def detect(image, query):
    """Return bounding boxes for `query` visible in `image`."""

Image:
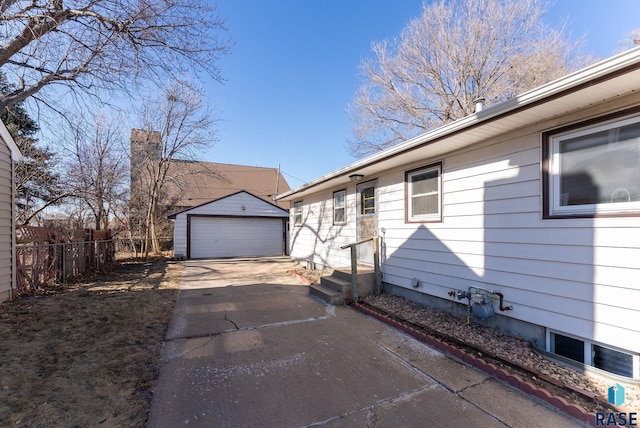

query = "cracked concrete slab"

[458,377,580,428]
[148,258,588,428]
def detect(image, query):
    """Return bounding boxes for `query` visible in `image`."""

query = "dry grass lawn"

[0,257,182,427]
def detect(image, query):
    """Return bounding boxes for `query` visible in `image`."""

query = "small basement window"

[550,333,584,363]
[549,331,637,378]
[593,344,634,378]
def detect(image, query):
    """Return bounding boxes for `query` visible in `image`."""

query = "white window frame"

[333,189,346,225]
[406,163,442,222]
[546,330,638,379]
[547,113,640,217]
[293,201,302,226]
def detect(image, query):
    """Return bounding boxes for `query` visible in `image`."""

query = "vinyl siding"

[291,95,640,354]
[289,188,357,268]
[0,139,12,301]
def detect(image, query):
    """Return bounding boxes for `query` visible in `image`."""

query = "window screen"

[406,164,441,221]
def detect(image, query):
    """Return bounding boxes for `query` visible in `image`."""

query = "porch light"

[349,174,364,182]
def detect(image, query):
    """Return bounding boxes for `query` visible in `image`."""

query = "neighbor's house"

[277,47,640,380]
[129,129,292,259]
[0,120,22,302]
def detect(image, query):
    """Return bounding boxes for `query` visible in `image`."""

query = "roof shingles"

[163,161,291,210]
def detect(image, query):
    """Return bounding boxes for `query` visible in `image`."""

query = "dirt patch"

[0,257,182,427]
[288,268,325,285]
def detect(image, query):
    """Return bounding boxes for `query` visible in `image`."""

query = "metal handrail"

[340,236,377,250]
[340,235,381,301]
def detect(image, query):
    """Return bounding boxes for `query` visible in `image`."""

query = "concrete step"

[331,266,374,282]
[309,284,344,305]
[315,267,378,304]
[320,275,351,294]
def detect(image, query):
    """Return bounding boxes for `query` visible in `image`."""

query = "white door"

[190,217,284,259]
[356,181,377,264]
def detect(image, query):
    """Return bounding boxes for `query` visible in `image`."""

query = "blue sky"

[204,0,639,188]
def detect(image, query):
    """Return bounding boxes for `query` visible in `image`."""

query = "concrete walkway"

[147,257,588,427]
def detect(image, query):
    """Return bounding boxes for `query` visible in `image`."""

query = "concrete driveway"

[147,257,587,427]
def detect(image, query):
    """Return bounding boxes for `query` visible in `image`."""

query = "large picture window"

[333,190,346,225]
[545,113,640,217]
[406,163,442,222]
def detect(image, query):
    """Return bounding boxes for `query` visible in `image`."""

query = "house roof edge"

[276,46,640,201]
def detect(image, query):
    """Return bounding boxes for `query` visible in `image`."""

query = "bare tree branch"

[0,0,231,111]
[64,111,128,230]
[130,82,219,255]
[348,0,587,157]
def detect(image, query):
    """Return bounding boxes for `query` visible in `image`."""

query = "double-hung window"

[293,201,303,226]
[406,163,442,222]
[544,113,640,217]
[333,190,346,225]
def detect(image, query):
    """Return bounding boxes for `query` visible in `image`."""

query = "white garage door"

[190,217,284,259]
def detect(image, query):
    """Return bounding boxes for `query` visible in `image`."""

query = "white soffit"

[278,47,640,201]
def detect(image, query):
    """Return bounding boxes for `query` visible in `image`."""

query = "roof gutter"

[276,46,640,201]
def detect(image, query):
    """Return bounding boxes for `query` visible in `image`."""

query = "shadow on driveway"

[148,257,587,428]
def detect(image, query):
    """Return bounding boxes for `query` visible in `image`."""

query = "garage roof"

[164,161,291,209]
[167,190,289,219]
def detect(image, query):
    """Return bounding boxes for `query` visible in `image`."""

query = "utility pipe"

[468,286,513,311]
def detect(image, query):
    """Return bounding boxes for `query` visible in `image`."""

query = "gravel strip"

[363,293,639,413]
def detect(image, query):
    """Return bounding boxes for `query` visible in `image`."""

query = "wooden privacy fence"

[15,226,115,296]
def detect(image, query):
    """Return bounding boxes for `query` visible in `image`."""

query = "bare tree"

[348,0,585,156]
[130,82,218,255]
[0,0,230,111]
[65,113,128,230]
[0,71,66,224]
[620,28,640,51]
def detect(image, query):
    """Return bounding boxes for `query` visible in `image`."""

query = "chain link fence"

[15,239,115,295]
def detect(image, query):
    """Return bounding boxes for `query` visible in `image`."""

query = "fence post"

[62,242,66,284]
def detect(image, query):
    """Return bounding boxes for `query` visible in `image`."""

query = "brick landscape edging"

[352,302,596,425]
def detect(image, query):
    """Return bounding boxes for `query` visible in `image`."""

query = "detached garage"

[169,191,289,259]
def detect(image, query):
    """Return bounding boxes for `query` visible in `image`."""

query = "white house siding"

[289,187,359,269]
[291,95,640,356]
[0,140,13,302]
[172,191,288,258]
